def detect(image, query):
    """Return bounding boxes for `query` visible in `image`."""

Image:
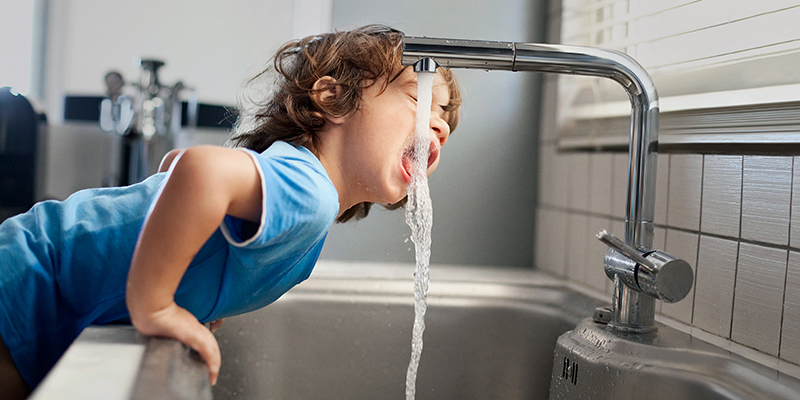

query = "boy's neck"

[312,134,357,219]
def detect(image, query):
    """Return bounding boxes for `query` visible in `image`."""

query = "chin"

[380,192,405,206]
[380,185,407,206]
[376,170,408,205]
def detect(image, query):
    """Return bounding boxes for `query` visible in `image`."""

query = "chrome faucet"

[101,59,197,186]
[401,36,693,333]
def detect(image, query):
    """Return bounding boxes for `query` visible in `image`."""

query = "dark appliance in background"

[0,87,43,222]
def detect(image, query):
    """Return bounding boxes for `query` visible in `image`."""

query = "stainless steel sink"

[212,262,601,400]
[30,261,800,399]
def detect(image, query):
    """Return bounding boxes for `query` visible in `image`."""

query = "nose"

[431,114,450,147]
[426,116,449,176]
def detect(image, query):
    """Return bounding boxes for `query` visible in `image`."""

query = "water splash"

[404,70,435,400]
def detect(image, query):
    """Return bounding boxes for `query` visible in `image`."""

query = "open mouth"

[427,142,439,170]
[401,140,440,183]
[401,147,414,183]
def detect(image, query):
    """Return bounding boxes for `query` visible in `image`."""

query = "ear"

[312,76,346,125]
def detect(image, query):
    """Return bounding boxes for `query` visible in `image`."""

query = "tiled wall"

[535,72,800,365]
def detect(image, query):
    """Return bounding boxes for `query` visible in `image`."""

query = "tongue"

[403,156,415,175]
[427,144,439,170]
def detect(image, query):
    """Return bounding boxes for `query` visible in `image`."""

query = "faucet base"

[607,321,658,334]
[608,275,658,333]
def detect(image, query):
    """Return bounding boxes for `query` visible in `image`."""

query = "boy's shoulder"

[251,141,331,186]
[221,141,338,249]
[243,141,338,217]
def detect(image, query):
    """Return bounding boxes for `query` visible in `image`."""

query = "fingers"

[181,324,221,386]
[130,303,222,386]
[208,319,225,333]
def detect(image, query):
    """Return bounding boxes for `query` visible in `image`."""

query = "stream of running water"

[404,70,434,400]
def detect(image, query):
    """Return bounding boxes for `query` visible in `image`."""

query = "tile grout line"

[561,205,570,280]
[690,155,705,327]
[729,156,747,339]
[660,153,672,317]
[663,153,671,244]
[778,156,795,358]
[562,152,574,283]
[537,212,800,254]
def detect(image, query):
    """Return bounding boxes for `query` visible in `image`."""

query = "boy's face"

[339,67,452,205]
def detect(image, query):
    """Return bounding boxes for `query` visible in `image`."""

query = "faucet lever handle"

[596,230,655,273]
[597,229,694,304]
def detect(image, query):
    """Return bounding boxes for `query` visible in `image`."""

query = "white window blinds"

[558,0,800,151]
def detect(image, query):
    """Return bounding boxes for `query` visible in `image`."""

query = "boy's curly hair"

[228,25,462,222]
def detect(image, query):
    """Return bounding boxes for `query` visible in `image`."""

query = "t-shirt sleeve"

[218,146,338,259]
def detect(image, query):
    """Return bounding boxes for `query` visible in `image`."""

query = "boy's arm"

[126,146,262,386]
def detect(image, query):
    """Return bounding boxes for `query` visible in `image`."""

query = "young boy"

[0,25,461,397]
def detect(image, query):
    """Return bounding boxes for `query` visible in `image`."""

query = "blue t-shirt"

[0,141,339,387]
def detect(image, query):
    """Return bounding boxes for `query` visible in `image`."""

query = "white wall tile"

[538,144,561,207]
[537,144,554,207]
[693,236,738,338]
[660,229,699,324]
[653,226,667,252]
[589,153,613,216]
[655,153,669,226]
[790,156,800,249]
[741,156,792,245]
[781,251,800,364]
[732,243,788,356]
[586,216,613,293]
[565,213,589,285]
[568,153,591,212]
[556,150,574,208]
[540,145,574,209]
[701,155,742,238]
[612,153,628,219]
[653,226,668,314]
[538,75,559,143]
[611,219,626,244]
[667,154,703,231]
[534,208,567,277]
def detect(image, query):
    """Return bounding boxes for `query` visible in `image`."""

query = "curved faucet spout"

[402,36,664,332]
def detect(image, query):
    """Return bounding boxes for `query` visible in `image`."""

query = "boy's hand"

[131,302,221,385]
[209,319,225,333]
